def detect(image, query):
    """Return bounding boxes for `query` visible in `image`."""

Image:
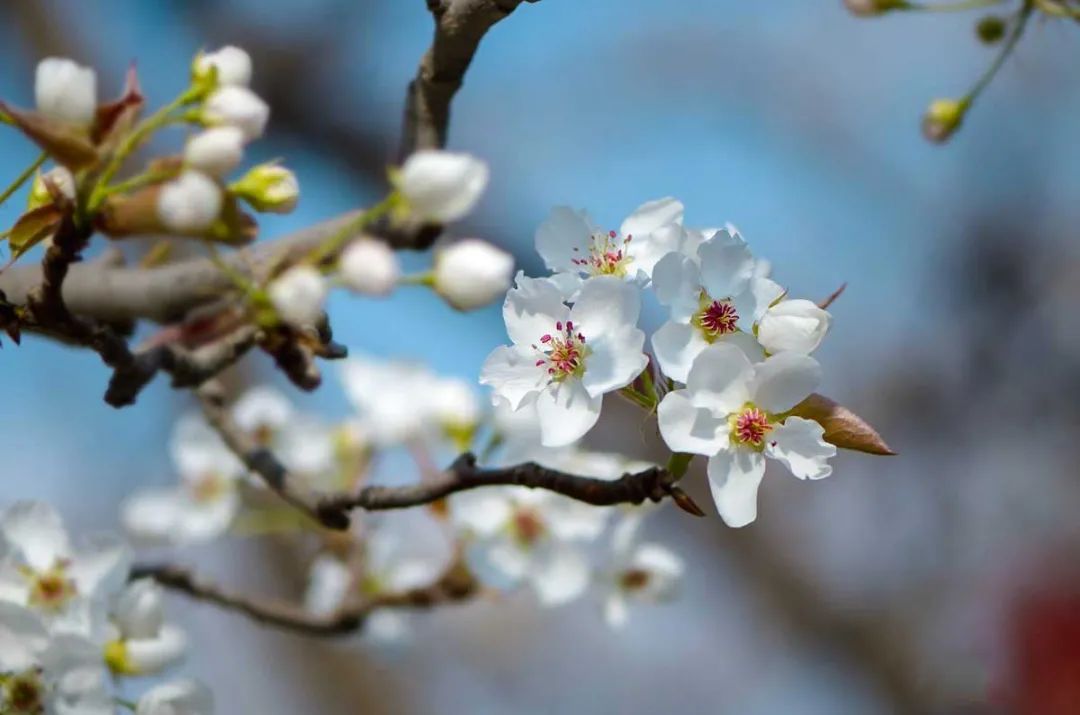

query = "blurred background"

[1,0,1079,712]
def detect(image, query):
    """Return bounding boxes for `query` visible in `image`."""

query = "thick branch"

[132,557,478,637]
[400,0,539,157]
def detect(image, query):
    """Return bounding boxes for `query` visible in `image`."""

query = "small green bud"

[230,163,299,214]
[975,15,1006,44]
[922,97,969,143]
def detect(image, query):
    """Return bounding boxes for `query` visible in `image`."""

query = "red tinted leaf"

[789,393,896,456]
[0,103,98,170]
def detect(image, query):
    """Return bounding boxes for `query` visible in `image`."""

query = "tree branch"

[131,557,479,637]
[400,0,540,157]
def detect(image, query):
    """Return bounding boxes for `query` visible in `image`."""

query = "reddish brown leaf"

[669,485,707,517]
[0,103,98,170]
[818,282,847,310]
[95,185,165,238]
[788,393,896,456]
[92,64,145,149]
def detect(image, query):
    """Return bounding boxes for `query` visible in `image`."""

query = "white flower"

[433,239,514,311]
[534,197,685,287]
[184,127,245,177]
[231,385,293,446]
[602,511,683,629]
[429,377,481,434]
[136,679,214,715]
[396,150,488,223]
[656,344,836,527]
[480,274,648,447]
[204,86,269,141]
[276,417,337,480]
[0,502,129,635]
[34,57,96,125]
[120,416,245,546]
[194,45,253,87]
[756,299,831,355]
[651,228,783,382]
[156,171,223,235]
[452,488,606,606]
[230,164,298,214]
[339,240,400,296]
[0,626,115,714]
[340,358,437,446]
[105,579,186,676]
[304,555,354,618]
[269,265,327,328]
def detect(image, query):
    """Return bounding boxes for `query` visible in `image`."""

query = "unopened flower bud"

[184,126,245,177]
[156,171,223,234]
[843,0,909,16]
[339,240,400,296]
[757,299,831,355]
[114,579,165,639]
[433,239,514,311]
[27,167,75,210]
[269,266,327,328]
[193,45,253,87]
[976,15,1006,44]
[204,86,269,141]
[35,57,97,125]
[922,97,969,143]
[230,163,298,214]
[395,150,488,223]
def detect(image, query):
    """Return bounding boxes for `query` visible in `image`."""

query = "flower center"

[533,321,587,382]
[694,296,739,341]
[572,230,633,277]
[4,670,44,713]
[24,562,76,613]
[252,422,276,447]
[730,404,773,448]
[620,568,651,592]
[510,506,547,548]
[189,471,228,504]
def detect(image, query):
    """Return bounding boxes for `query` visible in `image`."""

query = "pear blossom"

[432,239,514,311]
[534,197,685,287]
[203,85,269,141]
[396,150,488,223]
[657,343,836,527]
[194,45,253,87]
[184,126,245,177]
[341,358,440,446]
[120,415,245,545]
[756,299,831,355]
[231,385,293,447]
[480,274,648,447]
[34,57,96,125]
[304,555,354,618]
[157,171,223,235]
[452,487,607,606]
[0,502,129,634]
[136,679,214,715]
[651,228,783,382]
[338,240,400,296]
[602,511,683,629]
[276,417,337,481]
[230,163,298,214]
[268,265,326,328]
[104,579,186,676]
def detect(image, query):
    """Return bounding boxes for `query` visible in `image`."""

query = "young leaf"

[789,393,896,456]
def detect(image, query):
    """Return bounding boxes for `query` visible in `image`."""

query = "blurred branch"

[132,556,479,637]
[400,0,541,157]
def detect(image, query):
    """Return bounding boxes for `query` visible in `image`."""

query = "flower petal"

[619,197,684,238]
[503,273,569,347]
[656,389,729,456]
[0,502,70,570]
[651,251,701,323]
[651,320,709,384]
[628,222,686,280]
[569,275,641,341]
[756,299,831,355]
[751,352,821,414]
[765,416,836,480]
[580,326,647,398]
[529,544,590,607]
[480,345,547,410]
[535,380,602,447]
[535,206,595,274]
[685,343,754,413]
[698,231,755,299]
[706,448,767,527]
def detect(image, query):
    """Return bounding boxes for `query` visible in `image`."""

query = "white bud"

[156,171,223,234]
[269,266,327,328]
[431,378,481,429]
[35,57,97,125]
[433,239,513,311]
[396,150,488,223]
[114,579,165,639]
[194,45,252,87]
[230,163,298,214]
[339,240,400,296]
[204,86,269,141]
[184,126,245,177]
[756,299,831,355]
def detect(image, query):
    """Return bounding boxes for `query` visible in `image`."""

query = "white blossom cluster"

[481,200,836,527]
[0,502,209,714]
